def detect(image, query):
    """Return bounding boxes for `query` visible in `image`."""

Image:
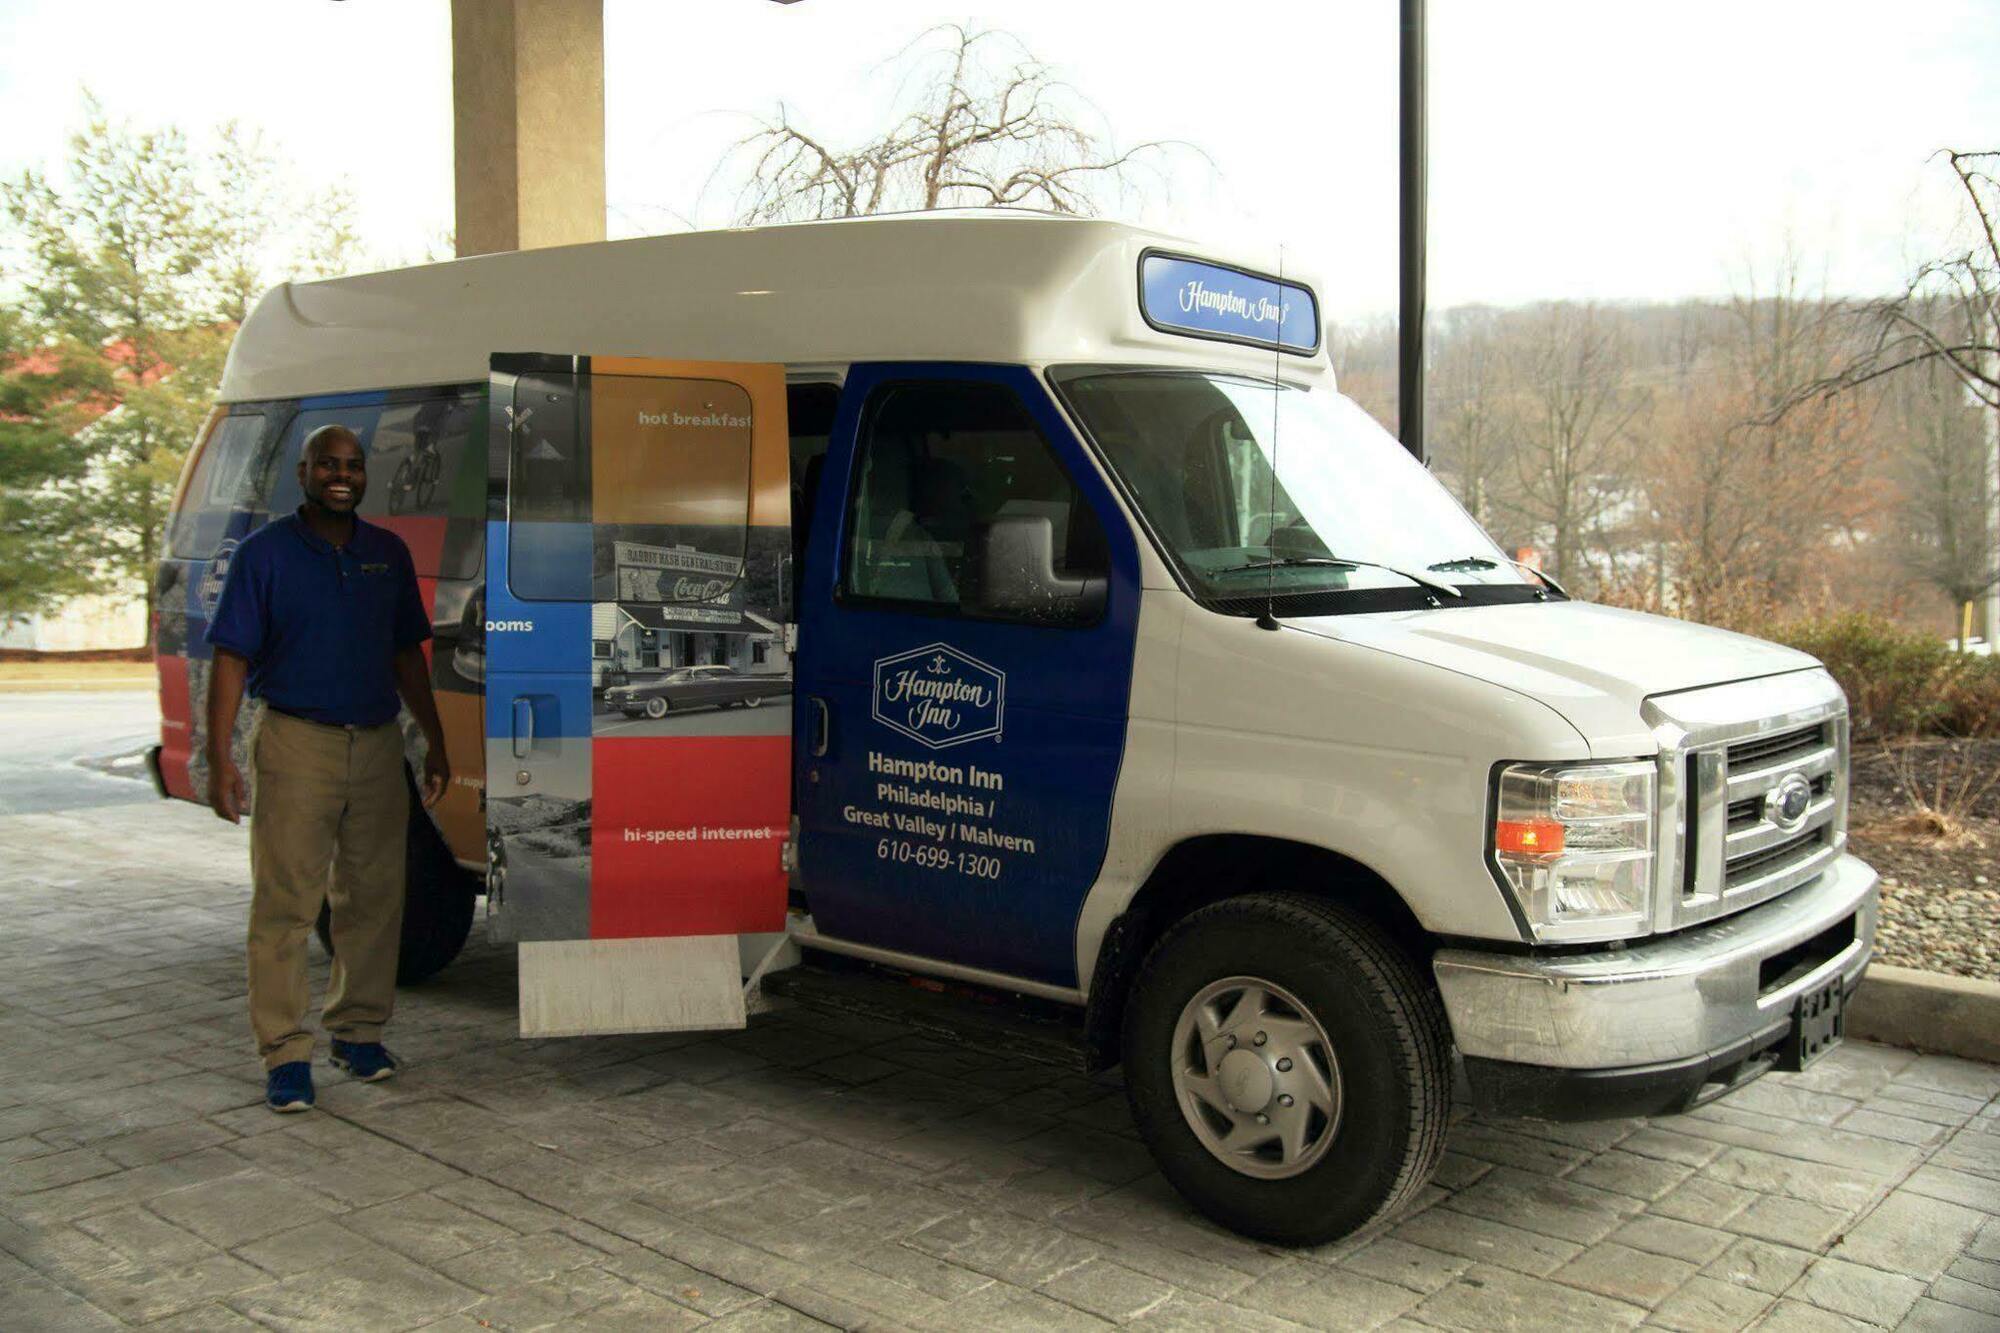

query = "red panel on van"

[589,735,789,939]
[157,653,194,800]
[371,515,447,578]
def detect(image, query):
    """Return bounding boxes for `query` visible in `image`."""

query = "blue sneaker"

[266,1061,314,1113]
[329,1039,399,1082]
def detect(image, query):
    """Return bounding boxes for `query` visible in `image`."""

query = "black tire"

[1122,892,1450,1246]
[315,798,478,985]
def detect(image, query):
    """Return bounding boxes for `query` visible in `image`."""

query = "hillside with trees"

[1332,249,1996,638]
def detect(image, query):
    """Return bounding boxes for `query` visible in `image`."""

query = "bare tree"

[1641,261,1882,622]
[1883,329,1995,616]
[721,25,1181,223]
[1325,315,1397,431]
[1778,149,1998,411]
[1498,302,1645,589]
[1428,306,1512,527]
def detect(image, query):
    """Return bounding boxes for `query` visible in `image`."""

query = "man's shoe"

[329,1039,399,1082]
[266,1061,315,1113]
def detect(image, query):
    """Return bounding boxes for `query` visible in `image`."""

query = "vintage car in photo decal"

[604,663,789,718]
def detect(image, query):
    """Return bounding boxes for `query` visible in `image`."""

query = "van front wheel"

[1122,892,1449,1246]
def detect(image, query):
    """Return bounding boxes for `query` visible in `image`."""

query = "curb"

[1847,962,2000,1064]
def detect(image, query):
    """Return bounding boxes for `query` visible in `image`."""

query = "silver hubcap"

[1170,975,1342,1179]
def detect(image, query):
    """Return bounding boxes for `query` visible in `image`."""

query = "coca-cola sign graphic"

[872,643,1004,749]
[612,540,744,610]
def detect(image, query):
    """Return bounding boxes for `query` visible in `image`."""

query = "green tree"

[1,99,365,627]
[0,308,94,621]
[206,121,367,322]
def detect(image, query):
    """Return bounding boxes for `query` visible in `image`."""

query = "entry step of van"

[761,952,1089,1071]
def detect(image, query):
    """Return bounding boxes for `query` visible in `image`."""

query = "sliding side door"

[485,354,791,1036]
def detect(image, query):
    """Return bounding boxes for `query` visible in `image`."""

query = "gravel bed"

[1848,738,2000,983]
[1870,873,2000,981]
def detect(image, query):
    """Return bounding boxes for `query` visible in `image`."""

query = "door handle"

[808,696,830,757]
[512,696,535,759]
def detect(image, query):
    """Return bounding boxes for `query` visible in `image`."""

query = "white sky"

[1,0,1994,320]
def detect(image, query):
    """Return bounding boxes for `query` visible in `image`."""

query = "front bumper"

[1434,853,1877,1116]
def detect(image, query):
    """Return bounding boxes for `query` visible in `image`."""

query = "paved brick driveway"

[4,800,1998,1331]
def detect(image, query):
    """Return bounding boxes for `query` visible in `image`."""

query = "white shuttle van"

[154,212,1876,1243]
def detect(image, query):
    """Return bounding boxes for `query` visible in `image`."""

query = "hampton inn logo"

[197,538,239,619]
[872,643,1004,749]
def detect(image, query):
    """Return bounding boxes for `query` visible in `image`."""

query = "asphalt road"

[0,688,160,816]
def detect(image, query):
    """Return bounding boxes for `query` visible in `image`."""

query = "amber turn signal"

[1494,819,1566,857]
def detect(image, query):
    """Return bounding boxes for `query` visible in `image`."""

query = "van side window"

[507,372,753,603]
[843,381,1108,627]
[264,403,385,520]
[166,414,269,559]
[362,395,479,521]
[263,395,480,579]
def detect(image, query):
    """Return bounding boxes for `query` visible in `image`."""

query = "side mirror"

[977,515,1106,622]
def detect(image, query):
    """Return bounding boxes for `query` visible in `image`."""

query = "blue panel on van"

[482,519,592,703]
[506,521,594,602]
[298,389,389,410]
[484,671,595,754]
[794,363,1142,990]
[1140,252,1320,354]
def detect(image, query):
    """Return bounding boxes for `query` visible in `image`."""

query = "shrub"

[1765,611,2000,738]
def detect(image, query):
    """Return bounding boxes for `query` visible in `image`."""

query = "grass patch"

[0,658,155,689]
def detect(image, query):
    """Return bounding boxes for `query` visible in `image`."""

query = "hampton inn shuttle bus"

[151,213,1876,1243]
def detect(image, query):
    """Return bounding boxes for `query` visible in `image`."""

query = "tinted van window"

[167,413,269,559]
[364,395,479,524]
[507,371,753,603]
[843,381,1108,626]
[263,397,482,580]
[264,403,384,519]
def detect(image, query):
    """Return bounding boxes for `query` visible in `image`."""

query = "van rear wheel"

[1122,892,1449,1246]
[315,797,477,985]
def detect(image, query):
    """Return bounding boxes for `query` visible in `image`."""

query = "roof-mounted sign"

[1139,251,1320,356]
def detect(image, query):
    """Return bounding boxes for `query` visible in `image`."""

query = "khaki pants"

[247,709,408,1068]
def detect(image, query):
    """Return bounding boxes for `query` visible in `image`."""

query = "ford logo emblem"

[1765,773,1814,831]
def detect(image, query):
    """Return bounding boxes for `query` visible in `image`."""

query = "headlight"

[1491,760,1655,943]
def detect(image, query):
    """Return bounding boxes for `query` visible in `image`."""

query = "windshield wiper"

[1427,554,1569,599]
[1217,555,1463,599]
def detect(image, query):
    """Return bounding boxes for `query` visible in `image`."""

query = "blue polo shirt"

[205,510,432,727]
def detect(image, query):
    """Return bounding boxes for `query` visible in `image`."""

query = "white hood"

[1285,600,1821,757]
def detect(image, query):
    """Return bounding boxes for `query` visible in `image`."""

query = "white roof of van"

[218,212,1334,404]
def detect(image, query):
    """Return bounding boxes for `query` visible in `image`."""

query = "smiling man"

[204,423,449,1113]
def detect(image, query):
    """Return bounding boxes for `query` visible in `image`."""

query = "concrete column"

[452,0,605,257]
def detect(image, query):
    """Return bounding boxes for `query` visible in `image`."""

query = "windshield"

[1054,369,1536,605]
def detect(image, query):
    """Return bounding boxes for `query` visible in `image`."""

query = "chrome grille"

[1645,671,1849,933]
[1727,725,1826,771]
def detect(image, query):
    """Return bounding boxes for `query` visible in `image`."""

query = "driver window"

[843,381,1108,627]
